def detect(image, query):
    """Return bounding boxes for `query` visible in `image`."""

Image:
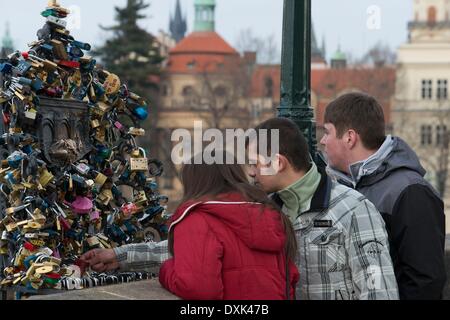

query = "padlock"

[103,73,121,96]
[86,236,100,247]
[129,148,149,172]
[91,119,101,129]
[134,191,148,207]
[50,39,69,60]
[71,196,93,214]
[39,168,54,187]
[128,127,145,136]
[94,173,107,188]
[97,189,113,206]
[74,163,91,176]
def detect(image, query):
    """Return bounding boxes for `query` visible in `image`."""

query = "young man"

[83,117,399,300]
[247,117,398,300]
[320,92,446,300]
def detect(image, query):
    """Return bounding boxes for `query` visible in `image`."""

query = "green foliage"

[94,0,163,102]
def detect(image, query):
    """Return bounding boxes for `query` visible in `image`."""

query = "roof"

[170,32,238,55]
[194,0,216,5]
[249,66,395,125]
[167,31,240,73]
[331,50,346,61]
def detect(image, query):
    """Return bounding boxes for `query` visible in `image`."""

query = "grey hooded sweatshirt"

[327,136,447,300]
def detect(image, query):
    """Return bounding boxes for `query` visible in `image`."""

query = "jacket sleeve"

[391,184,446,300]
[347,199,400,300]
[159,213,224,300]
[113,240,170,273]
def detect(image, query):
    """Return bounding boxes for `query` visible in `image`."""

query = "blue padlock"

[93,81,105,97]
[31,77,44,91]
[131,106,148,120]
[22,144,33,155]
[71,40,91,51]
[7,152,25,168]
[41,43,53,53]
[0,63,13,73]
[16,61,31,75]
[4,172,18,186]
[69,46,84,58]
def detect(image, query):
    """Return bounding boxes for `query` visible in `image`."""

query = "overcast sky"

[0,0,412,62]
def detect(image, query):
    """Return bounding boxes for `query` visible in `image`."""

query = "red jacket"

[159,193,299,300]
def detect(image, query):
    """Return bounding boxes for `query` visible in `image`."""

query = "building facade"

[155,0,396,210]
[393,0,450,227]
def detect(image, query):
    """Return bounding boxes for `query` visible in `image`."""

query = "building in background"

[1,22,14,58]
[155,0,265,206]
[393,0,450,226]
[169,0,187,43]
[154,0,396,210]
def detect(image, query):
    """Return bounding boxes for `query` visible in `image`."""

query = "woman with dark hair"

[159,154,299,300]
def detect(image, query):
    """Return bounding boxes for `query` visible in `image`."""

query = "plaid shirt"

[113,241,170,274]
[280,174,399,300]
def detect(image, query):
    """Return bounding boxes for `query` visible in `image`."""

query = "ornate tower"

[169,0,187,43]
[409,0,450,42]
[194,0,216,32]
[1,22,14,58]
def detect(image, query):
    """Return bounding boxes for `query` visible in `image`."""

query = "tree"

[94,0,164,151]
[235,28,279,64]
[360,41,397,67]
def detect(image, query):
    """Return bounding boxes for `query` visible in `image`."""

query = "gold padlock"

[91,119,101,129]
[51,39,69,60]
[39,168,54,187]
[9,127,23,134]
[94,173,107,188]
[97,102,111,113]
[128,127,145,136]
[134,191,148,206]
[97,189,113,206]
[5,222,17,232]
[27,221,42,230]
[130,158,148,172]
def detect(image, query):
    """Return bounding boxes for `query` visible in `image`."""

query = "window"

[161,84,168,96]
[421,79,433,99]
[428,6,437,26]
[436,125,448,146]
[437,79,448,100]
[187,60,196,69]
[264,77,274,98]
[214,86,227,97]
[421,125,433,146]
[182,86,195,97]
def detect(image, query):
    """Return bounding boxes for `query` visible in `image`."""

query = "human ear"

[347,129,358,149]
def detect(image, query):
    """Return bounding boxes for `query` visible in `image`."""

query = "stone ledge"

[28,279,179,300]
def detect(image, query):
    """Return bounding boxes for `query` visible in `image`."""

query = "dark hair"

[253,117,311,172]
[169,151,297,262]
[324,92,386,150]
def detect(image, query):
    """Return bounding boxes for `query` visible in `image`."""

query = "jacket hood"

[328,136,426,187]
[359,137,426,185]
[170,193,286,253]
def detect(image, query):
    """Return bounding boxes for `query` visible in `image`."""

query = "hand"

[80,249,119,272]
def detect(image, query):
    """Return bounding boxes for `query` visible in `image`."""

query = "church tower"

[409,0,450,42]
[169,0,187,43]
[194,0,216,32]
[1,22,14,58]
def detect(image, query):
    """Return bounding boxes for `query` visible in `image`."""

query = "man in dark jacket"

[321,92,447,300]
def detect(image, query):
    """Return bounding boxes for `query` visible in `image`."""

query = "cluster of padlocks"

[0,1,170,291]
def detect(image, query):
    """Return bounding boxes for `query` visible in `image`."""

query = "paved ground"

[28,279,179,300]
